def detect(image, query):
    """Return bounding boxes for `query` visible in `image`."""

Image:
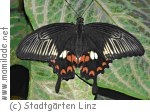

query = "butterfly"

[16,16,145,95]
[16,1,145,95]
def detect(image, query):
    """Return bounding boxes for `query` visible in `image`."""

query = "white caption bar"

[1,100,150,112]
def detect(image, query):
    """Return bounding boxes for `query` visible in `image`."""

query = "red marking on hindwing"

[71,54,77,63]
[82,67,88,73]
[67,55,72,62]
[60,69,66,75]
[85,56,90,62]
[79,55,85,63]
[97,67,103,72]
[89,70,95,76]
[67,66,73,72]
[102,62,107,66]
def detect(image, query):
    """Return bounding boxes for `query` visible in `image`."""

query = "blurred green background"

[10,0,150,100]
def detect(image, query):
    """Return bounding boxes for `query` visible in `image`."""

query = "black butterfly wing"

[80,23,145,95]
[84,23,145,60]
[16,23,76,61]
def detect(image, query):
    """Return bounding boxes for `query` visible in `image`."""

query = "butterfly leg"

[92,76,98,95]
[55,75,61,93]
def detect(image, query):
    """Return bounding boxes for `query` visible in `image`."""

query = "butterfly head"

[77,17,84,24]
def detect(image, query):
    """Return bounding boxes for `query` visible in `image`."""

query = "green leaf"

[24,0,150,99]
[11,0,19,9]
[28,61,93,100]
[10,1,32,69]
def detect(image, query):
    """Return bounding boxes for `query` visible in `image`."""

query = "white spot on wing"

[94,52,98,59]
[89,51,98,60]
[90,51,95,60]
[59,52,63,58]
[59,50,68,59]
[62,50,67,59]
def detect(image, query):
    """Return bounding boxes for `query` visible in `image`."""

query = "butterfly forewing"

[16,23,76,61]
[85,23,145,60]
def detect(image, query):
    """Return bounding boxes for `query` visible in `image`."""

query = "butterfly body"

[17,16,144,95]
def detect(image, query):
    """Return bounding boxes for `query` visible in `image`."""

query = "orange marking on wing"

[82,67,88,73]
[97,67,103,72]
[89,70,95,76]
[67,55,72,62]
[102,62,107,66]
[85,56,90,62]
[79,55,85,63]
[72,54,77,63]
[60,69,66,75]
[55,65,59,70]
[67,66,73,72]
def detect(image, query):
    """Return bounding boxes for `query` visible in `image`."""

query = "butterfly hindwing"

[78,52,112,79]
[50,57,75,81]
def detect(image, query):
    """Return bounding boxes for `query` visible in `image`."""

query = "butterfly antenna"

[81,0,93,17]
[65,0,80,17]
